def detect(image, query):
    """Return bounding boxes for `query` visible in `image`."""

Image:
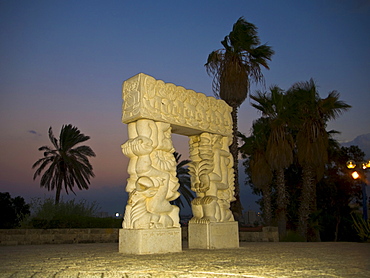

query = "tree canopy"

[32,124,96,204]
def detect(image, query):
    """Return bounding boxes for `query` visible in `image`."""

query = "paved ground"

[0,242,369,277]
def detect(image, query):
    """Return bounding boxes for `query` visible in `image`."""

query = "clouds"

[28,130,41,136]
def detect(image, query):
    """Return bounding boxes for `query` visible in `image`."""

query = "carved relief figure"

[122,80,140,120]
[121,119,180,229]
[189,133,235,224]
[122,73,236,229]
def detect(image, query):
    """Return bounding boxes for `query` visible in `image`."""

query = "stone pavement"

[0,242,369,277]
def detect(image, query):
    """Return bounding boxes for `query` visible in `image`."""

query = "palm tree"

[239,118,273,225]
[250,86,294,238]
[32,124,96,204]
[172,152,194,208]
[287,79,351,241]
[205,17,274,219]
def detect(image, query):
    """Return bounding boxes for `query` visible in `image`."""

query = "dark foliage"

[171,152,194,208]
[239,80,356,241]
[0,192,30,228]
[317,146,365,241]
[241,145,365,241]
[30,216,122,229]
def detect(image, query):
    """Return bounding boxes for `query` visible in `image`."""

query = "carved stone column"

[119,119,181,254]
[188,133,239,249]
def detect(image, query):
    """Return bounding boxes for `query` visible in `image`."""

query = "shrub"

[30,198,100,219]
[351,212,370,242]
[0,192,30,228]
[25,197,122,229]
[30,216,122,229]
[280,230,306,242]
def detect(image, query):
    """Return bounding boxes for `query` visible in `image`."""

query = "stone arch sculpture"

[119,73,239,254]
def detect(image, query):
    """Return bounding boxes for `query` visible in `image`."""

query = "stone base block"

[119,227,181,254]
[188,221,239,249]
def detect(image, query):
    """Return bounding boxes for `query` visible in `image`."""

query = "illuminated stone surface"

[122,73,232,136]
[1,242,369,277]
[188,133,235,224]
[120,73,237,253]
[119,227,181,254]
[188,221,239,249]
[121,119,180,230]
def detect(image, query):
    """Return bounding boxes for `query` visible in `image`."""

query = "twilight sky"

[1,0,369,215]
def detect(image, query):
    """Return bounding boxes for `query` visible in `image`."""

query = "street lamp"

[346,160,369,221]
[351,171,360,180]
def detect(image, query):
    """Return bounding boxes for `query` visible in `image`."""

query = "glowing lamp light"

[362,160,370,169]
[351,171,360,179]
[115,212,120,217]
[346,160,356,169]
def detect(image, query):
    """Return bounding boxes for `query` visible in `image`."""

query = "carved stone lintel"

[122,73,232,137]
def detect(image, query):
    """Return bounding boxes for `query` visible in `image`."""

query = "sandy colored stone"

[119,228,181,254]
[188,222,239,249]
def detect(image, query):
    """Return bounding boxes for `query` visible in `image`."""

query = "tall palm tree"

[32,124,96,204]
[250,86,294,238]
[172,152,194,208]
[205,17,274,219]
[239,118,273,225]
[287,79,351,241]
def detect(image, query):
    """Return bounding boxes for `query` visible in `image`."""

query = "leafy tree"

[239,118,273,225]
[351,212,370,242]
[250,86,294,238]
[32,124,96,204]
[205,17,274,219]
[172,152,194,208]
[0,192,30,228]
[241,79,352,241]
[317,144,364,241]
[287,79,351,241]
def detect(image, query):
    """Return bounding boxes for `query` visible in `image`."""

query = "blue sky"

[1,0,369,215]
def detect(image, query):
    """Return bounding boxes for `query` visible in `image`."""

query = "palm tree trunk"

[298,165,314,241]
[55,165,66,205]
[308,181,321,242]
[263,185,272,226]
[230,106,243,221]
[334,215,340,242]
[55,185,61,205]
[276,168,288,240]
